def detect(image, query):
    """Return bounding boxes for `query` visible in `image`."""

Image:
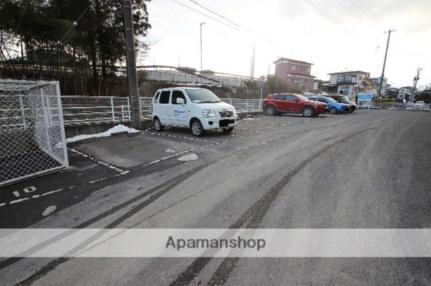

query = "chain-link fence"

[0,79,68,186]
[62,96,131,125]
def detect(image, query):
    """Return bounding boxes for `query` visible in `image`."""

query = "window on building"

[339,86,350,95]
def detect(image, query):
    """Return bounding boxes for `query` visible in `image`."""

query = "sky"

[142,0,431,88]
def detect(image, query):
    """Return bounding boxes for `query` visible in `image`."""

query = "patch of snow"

[66,124,139,143]
[42,205,57,216]
[177,153,199,162]
[242,118,255,121]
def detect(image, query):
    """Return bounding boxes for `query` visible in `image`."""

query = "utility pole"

[412,67,422,102]
[378,29,395,97]
[123,0,141,129]
[250,42,255,79]
[200,22,205,71]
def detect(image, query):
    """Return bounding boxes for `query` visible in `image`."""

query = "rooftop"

[274,57,313,65]
[328,71,369,75]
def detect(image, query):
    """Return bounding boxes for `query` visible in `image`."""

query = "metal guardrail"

[358,102,431,111]
[61,96,131,126]
[220,98,262,113]
[3,95,263,126]
[139,97,262,120]
[140,97,153,120]
[5,95,428,130]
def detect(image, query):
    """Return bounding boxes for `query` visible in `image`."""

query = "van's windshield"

[185,88,221,103]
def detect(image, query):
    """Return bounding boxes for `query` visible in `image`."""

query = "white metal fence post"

[55,81,69,167]
[111,97,115,121]
[127,97,131,120]
[40,88,52,154]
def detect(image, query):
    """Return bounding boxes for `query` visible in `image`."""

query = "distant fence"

[61,96,131,126]
[7,96,260,125]
[358,102,431,111]
[139,97,262,120]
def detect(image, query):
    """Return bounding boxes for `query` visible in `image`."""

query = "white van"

[152,87,239,136]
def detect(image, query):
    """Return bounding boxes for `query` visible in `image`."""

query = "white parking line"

[10,198,29,205]
[69,148,129,175]
[143,130,220,145]
[141,150,192,168]
[40,188,64,197]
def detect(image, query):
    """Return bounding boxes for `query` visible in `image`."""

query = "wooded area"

[0,0,151,95]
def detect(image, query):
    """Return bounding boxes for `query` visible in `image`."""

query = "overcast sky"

[142,0,430,88]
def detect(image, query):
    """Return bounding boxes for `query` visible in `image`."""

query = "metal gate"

[0,80,68,186]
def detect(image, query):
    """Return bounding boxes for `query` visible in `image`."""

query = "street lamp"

[200,22,206,71]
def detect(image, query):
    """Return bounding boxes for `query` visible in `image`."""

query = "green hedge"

[373,97,397,103]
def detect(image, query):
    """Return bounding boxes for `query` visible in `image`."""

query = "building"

[369,77,388,96]
[327,71,370,97]
[274,58,315,91]
[385,87,399,98]
[398,86,415,101]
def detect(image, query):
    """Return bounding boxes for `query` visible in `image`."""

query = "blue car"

[309,96,347,114]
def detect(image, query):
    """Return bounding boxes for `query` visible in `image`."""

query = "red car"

[263,93,327,117]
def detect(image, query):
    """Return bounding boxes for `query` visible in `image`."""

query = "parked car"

[327,95,357,113]
[152,87,238,137]
[309,95,347,114]
[414,101,426,109]
[263,93,327,117]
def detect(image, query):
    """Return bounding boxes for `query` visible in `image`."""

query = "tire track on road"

[170,127,378,286]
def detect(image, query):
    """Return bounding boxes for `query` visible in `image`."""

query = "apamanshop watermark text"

[166,235,266,251]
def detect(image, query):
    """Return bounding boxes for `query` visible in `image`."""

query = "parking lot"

[1,109,431,285]
[0,111,346,228]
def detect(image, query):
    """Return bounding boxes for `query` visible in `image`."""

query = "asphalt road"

[1,110,430,285]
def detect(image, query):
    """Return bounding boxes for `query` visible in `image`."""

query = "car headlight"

[202,109,217,118]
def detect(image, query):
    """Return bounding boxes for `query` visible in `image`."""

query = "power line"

[332,0,378,30]
[171,0,239,30]
[181,0,274,43]
[187,0,242,29]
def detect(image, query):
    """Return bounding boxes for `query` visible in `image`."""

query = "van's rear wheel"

[154,117,164,132]
[191,119,205,137]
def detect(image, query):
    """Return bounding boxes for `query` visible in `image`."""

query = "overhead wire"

[171,0,239,30]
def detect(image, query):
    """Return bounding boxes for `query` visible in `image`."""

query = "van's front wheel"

[223,127,234,133]
[191,119,205,137]
[154,117,164,132]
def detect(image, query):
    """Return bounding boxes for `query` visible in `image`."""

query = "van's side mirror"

[176,98,185,105]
